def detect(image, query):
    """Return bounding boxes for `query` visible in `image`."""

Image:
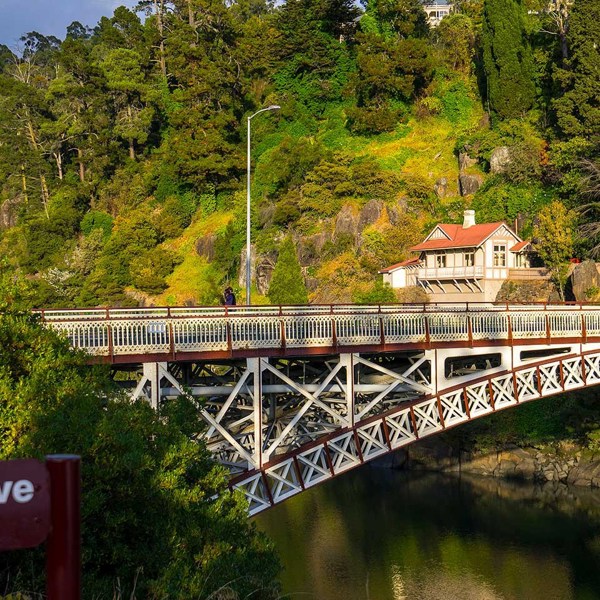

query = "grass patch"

[158,211,233,304]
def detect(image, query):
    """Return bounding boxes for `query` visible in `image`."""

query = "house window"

[436,253,446,268]
[493,245,506,267]
[465,252,475,267]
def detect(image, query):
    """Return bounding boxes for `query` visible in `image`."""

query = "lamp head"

[268,105,281,110]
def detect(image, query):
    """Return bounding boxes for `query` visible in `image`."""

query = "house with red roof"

[380,210,545,302]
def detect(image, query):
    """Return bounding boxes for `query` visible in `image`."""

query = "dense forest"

[0,0,598,307]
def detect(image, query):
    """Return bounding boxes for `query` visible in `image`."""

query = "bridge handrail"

[35,302,600,358]
[37,301,600,322]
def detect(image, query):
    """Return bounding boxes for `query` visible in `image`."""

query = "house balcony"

[418,266,483,280]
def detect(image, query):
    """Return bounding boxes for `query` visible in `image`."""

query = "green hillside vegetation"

[0,0,598,307]
[0,268,280,599]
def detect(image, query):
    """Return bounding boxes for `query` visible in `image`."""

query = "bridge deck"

[39,303,597,363]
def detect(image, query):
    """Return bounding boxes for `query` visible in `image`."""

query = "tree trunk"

[21,164,28,205]
[54,151,63,180]
[187,0,194,27]
[77,147,85,183]
[127,104,136,160]
[154,0,167,78]
[40,173,50,220]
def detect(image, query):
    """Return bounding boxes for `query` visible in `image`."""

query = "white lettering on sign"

[0,480,35,504]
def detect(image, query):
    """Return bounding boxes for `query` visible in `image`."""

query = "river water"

[255,468,600,600]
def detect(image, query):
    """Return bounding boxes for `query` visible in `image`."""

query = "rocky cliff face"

[377,438,600,488]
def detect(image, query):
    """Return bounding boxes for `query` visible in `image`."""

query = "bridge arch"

[229,349,600,515]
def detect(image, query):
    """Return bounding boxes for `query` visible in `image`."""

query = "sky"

[0,0,139,47]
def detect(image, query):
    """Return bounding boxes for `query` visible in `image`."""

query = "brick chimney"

[463,210,476,229]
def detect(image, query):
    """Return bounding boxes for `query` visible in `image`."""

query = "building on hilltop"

[422,0,453,27]
[380,210,549,302]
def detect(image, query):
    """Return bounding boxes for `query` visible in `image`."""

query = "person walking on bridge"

[224,286,236,306]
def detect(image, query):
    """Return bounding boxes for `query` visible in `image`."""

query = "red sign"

[0,458,51,550]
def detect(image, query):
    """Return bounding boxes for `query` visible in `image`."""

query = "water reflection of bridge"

[41,303,600,514]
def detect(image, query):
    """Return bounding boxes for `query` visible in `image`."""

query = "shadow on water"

[255,468,600,600]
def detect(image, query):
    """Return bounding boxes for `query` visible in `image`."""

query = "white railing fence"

[35,303,600,358]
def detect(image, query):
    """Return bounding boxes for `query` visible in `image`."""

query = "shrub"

[80,210,114,239]
[0,273,281,599]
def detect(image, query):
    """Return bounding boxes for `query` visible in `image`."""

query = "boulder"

[358,199,385,232]
[458,152,477,172]
[195,233,216,261]
[490,146,511,174]
[571,260,600,302]
[334,204,358,241]
[434,177,448,199]
[459,174,483,196]
[567,460,600,487]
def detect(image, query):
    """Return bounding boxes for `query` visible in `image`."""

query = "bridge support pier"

[131,362,183,409]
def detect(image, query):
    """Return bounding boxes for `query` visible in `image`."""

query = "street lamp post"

[246,104,280,305]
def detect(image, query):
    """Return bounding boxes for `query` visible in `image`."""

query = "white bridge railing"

[36,303,599,358]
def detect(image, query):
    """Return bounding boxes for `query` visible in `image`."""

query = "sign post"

[46,455,81,600]
[0,455,81,600]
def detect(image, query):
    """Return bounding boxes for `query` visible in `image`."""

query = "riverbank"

[377,437,600,488]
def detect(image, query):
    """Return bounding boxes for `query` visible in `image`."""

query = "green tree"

[533,200,576,300]
[553,0,600,153]
[360,0,429,39]
[353,278,397,304]
[482,0,536,119]
[435,13,476,73]
[274,0,359,108]
[268,235,309,304]
[0,270,280,598]
[99,48,155,160]
[349,0,433,133]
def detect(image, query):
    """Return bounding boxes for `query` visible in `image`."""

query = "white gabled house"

[380,210,547,302]
[422,0,453,26]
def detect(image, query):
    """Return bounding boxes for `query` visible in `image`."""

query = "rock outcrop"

[490,146,511,174]
[195,233,217,261]
[0,198,19,229]
[434,177,448,198]
[459,174,483,196]
[571,260,600,302]
[334,204,359,241]
[381,438,600,488]
[358,199,385,232]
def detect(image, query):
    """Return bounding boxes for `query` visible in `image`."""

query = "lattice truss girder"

[232,351,598,515]
[129,352,432,472]
[205,352,432,471]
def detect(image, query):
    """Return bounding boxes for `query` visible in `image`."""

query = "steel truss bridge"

[40,303,600,515]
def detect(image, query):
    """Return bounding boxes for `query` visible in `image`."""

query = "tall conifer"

[553,0,600,152]
[268,236,309,305]
[482,0,535,119]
